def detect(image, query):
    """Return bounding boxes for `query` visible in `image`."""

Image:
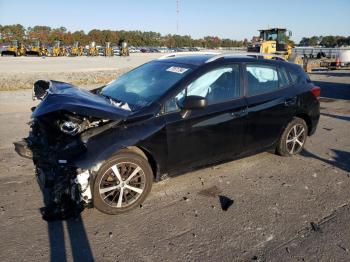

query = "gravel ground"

[0,61,349,261]
[0,54,162,90]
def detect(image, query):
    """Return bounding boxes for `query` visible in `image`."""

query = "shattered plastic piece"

[219,195,234,211]
[337,244,349,253]
[310,222,322,232]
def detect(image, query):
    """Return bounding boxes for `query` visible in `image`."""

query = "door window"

[246,65,279,96]
[165,65,240,113]
[278,67,290,88]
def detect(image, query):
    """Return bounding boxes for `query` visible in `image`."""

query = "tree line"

[299,35,350,47]
[0,24,349,48]
[0,24,247,48]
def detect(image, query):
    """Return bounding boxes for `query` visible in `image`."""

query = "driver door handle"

[284,97,297,107]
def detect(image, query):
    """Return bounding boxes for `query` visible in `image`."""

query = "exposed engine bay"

[14,80,126,220]
[16,111,109,220]
[14,78,164,220]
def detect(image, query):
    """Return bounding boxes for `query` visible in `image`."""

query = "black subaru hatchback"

[14,53,320,218]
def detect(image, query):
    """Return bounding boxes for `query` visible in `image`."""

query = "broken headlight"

[59,121,81,136]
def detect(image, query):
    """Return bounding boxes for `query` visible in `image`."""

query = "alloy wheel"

[286,124,306,154]
[99,162,145,208]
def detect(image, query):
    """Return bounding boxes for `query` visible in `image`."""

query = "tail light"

[311,86,321,99]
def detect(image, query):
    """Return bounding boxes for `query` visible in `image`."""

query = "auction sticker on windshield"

[166,66,189,74]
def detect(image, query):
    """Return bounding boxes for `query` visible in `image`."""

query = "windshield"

[101,61,192,110]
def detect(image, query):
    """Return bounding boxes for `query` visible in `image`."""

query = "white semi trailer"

[292,47,350,69]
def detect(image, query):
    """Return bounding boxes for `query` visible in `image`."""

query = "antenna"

[176,0,179,34]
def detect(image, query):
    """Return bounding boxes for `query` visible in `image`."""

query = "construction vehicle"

[119,41,130,56]
[1,40,26,56]
[248,28,302,65]
[103,42,114,56]
[52,41,67,57]
[88,41,99,56]
[70,41,84,56]
[26,39,49,56]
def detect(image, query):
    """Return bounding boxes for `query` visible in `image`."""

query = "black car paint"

[32,81,131,121]
[25,57,319,182]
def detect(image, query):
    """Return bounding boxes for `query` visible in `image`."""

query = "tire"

[93,150,153,214]
[276,117,308,157]
[288,53,303,66]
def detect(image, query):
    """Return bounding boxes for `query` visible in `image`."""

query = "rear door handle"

[284,97,297,107]
[231,108,248,118]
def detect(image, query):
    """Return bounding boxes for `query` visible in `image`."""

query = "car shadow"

[27,143,94,261]
[41,185,94,261]
[310,71,350,78]
[312,80,350,100]
[321,112,350,122]
[301,148,350,173]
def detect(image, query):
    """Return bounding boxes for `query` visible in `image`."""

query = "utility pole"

[176,0,179,34]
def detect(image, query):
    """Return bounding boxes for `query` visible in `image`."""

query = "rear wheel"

[276,117,308,156]
[93,151,153,214]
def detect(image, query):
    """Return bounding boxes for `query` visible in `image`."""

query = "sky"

[0,0,349,42]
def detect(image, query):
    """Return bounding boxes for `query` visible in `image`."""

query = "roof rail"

[205,52,286,63]
[158,51,220,60]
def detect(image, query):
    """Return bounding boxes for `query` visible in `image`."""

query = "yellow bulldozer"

[104,42,114,56]
[1,40,26,56]
[26,39,49,56]
[52,41,67,57]
[70,41,84,56]
[248,28,302,65]
[88,41,99,56]
[119,41,130,56]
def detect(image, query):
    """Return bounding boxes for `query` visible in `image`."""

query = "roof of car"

[157,53,287,67]
[157,54,217,66]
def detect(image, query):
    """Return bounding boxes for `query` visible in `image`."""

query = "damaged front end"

[14,80,129,220]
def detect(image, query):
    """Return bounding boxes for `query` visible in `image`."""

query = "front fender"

[74,117,165,170]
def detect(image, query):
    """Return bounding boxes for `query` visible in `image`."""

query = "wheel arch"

[125,146,159,181]
[295,113,312,135]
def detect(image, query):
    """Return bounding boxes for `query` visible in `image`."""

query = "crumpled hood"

[32,81,132,120]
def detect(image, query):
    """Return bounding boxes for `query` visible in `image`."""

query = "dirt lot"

[0,53,162,90]
[0,56,349,261]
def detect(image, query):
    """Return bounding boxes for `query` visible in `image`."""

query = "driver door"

[163,64,248,171]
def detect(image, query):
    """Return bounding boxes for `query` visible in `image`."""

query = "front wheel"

[93,151,153,214]
[276,117,308,156]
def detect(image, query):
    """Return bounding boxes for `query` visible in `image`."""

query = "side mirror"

[288,31,292,37]
[181,95,207,110]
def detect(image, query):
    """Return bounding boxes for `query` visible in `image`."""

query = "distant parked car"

[14,53,320,219]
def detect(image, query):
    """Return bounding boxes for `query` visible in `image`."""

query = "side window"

[288,70,299,84]
[164,65,240,113]
[246,65,279,96]
[278,67,290,88]
[289,66,309,85]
